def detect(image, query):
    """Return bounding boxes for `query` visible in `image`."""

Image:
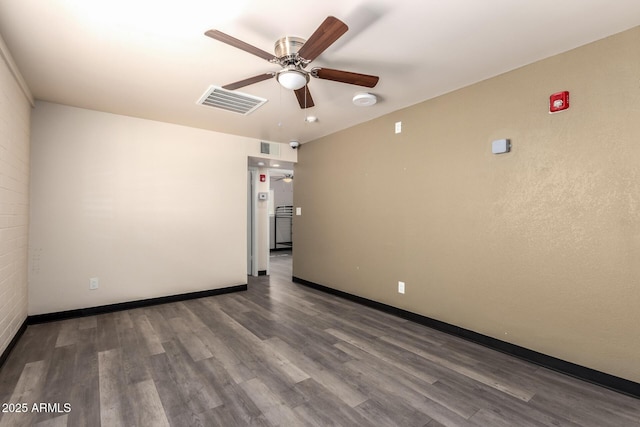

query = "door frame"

[247,168,258,276]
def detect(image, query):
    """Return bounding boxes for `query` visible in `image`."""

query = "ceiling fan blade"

[294,86,315,109]
[297,16,348,63]
[222,73,274,90]
[205,30,275,61]
[312,67,379,88]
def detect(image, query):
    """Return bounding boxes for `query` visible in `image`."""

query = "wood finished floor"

[1,253,638,427]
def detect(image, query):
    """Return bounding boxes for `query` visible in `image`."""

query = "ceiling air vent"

[197,86,267,115]
[260,142,280,155]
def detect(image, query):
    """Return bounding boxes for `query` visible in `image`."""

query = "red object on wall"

[259,174,266,182]
[549,91,570,113]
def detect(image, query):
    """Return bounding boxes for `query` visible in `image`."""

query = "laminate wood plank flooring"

[1,252,638,426]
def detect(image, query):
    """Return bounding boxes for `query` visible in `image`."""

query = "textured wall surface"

[294,27,640,382]
[0,43,30,356]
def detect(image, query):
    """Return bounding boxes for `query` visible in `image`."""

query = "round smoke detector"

[352,92,377,107]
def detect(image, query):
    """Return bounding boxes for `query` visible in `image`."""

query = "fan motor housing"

[274,36,306,57]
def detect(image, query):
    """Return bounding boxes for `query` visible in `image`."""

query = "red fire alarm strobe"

[259,174,266,182]
[549,91,570,113]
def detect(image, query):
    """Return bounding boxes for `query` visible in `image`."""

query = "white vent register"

[197,86,267,115]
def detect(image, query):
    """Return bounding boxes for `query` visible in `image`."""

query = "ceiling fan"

[205,16,379,109]
[275,173,294,183]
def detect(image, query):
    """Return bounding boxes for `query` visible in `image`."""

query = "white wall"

[0,38,31,354]
[29,101,259,315]
[256,167,270,272]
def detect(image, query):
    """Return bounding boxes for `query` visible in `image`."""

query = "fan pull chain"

[304,84,308,121]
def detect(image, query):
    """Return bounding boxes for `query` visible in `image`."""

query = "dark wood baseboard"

[0,318,28,368]
[292,276,639,399]
[28,284,248,325]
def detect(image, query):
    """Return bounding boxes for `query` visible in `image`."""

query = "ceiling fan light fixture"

[352,92,377,107]
[206,16,379,109]
[277,67,309,90]
[282,177,293,183]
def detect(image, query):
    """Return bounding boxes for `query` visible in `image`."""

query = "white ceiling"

[1,1,639,144]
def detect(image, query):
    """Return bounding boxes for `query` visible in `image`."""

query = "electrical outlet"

[89,277,99,290]
[398,281,405,294]
[395,121,402,134]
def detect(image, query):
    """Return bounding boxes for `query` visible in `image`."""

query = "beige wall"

[29,101,273,315]
[0,38,31,355]
[293,27,640,382]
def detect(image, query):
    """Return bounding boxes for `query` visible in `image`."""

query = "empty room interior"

[1,1,639,426]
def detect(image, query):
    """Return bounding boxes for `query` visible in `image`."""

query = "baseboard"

[0,318,28,368]
[28,284,247,325]
[292,276,640,399]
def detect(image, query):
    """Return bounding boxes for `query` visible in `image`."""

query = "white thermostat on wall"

[492,138,511,154]
[258,192,268,200]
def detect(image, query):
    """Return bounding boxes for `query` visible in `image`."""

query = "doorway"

[270,170,294,254]
[247,158,295,277]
